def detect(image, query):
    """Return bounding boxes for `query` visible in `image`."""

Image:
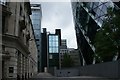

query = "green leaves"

[61,53,74,68]
[94,7,120,62]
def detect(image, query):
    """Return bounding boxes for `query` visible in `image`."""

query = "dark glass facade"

[72,2,120,66]
[30,4,42,72]
[41,28,47,72]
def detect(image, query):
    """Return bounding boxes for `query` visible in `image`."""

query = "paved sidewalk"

[32,72,53,78]
[31,73,118,80]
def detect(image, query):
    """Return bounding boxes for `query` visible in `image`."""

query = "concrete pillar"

[44,67,47,73]
[20,53,22,78]
[17,51,20,78]
[54,67,57,76]
[22,55,25,78]
[25,57,27,79]
[28,57,30,78]
[27,58,29,78]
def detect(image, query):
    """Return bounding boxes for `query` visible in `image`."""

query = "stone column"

[22,55,25,78]
[20,53,22,78]
[17,51,20,79]
[25,57,27,79]
[26,58,29,78]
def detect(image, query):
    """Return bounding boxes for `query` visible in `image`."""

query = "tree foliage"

[61,53,74,68]
[94,7,120,62]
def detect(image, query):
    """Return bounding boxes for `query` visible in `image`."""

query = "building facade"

[41,29,61,71]
[59,39,68,68]
[68,49,80,67]
[48,30,60,69]
[72,1,120,66]
[30,4,42,72]
[28,22,38,77]
[1,1,37,79]
[61,39,67,48]
[41,28,48,72]
[60,48,80,68]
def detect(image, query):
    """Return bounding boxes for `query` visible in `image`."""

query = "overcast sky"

[30,1,77,49]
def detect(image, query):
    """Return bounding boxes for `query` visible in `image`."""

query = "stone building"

[68,49,80,67]
[59,39,68,69]
[1,1,38,79]
[60,48,80,68]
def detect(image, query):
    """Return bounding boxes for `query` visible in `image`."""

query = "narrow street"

[1,1,120,80]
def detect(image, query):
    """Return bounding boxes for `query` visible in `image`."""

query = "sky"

[30,1,77,49]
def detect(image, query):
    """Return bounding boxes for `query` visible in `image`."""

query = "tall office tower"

[72,1,120,66]
[48,29,61,69]
[30,4,42,72]
[41,28,48,72]
[1,1,38,79]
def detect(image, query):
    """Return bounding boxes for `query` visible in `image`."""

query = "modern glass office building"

[30,4,42,72]
[48,29,61,69]
[72,1,120,66]
[49,35,59,53]
[41,29,61,71]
